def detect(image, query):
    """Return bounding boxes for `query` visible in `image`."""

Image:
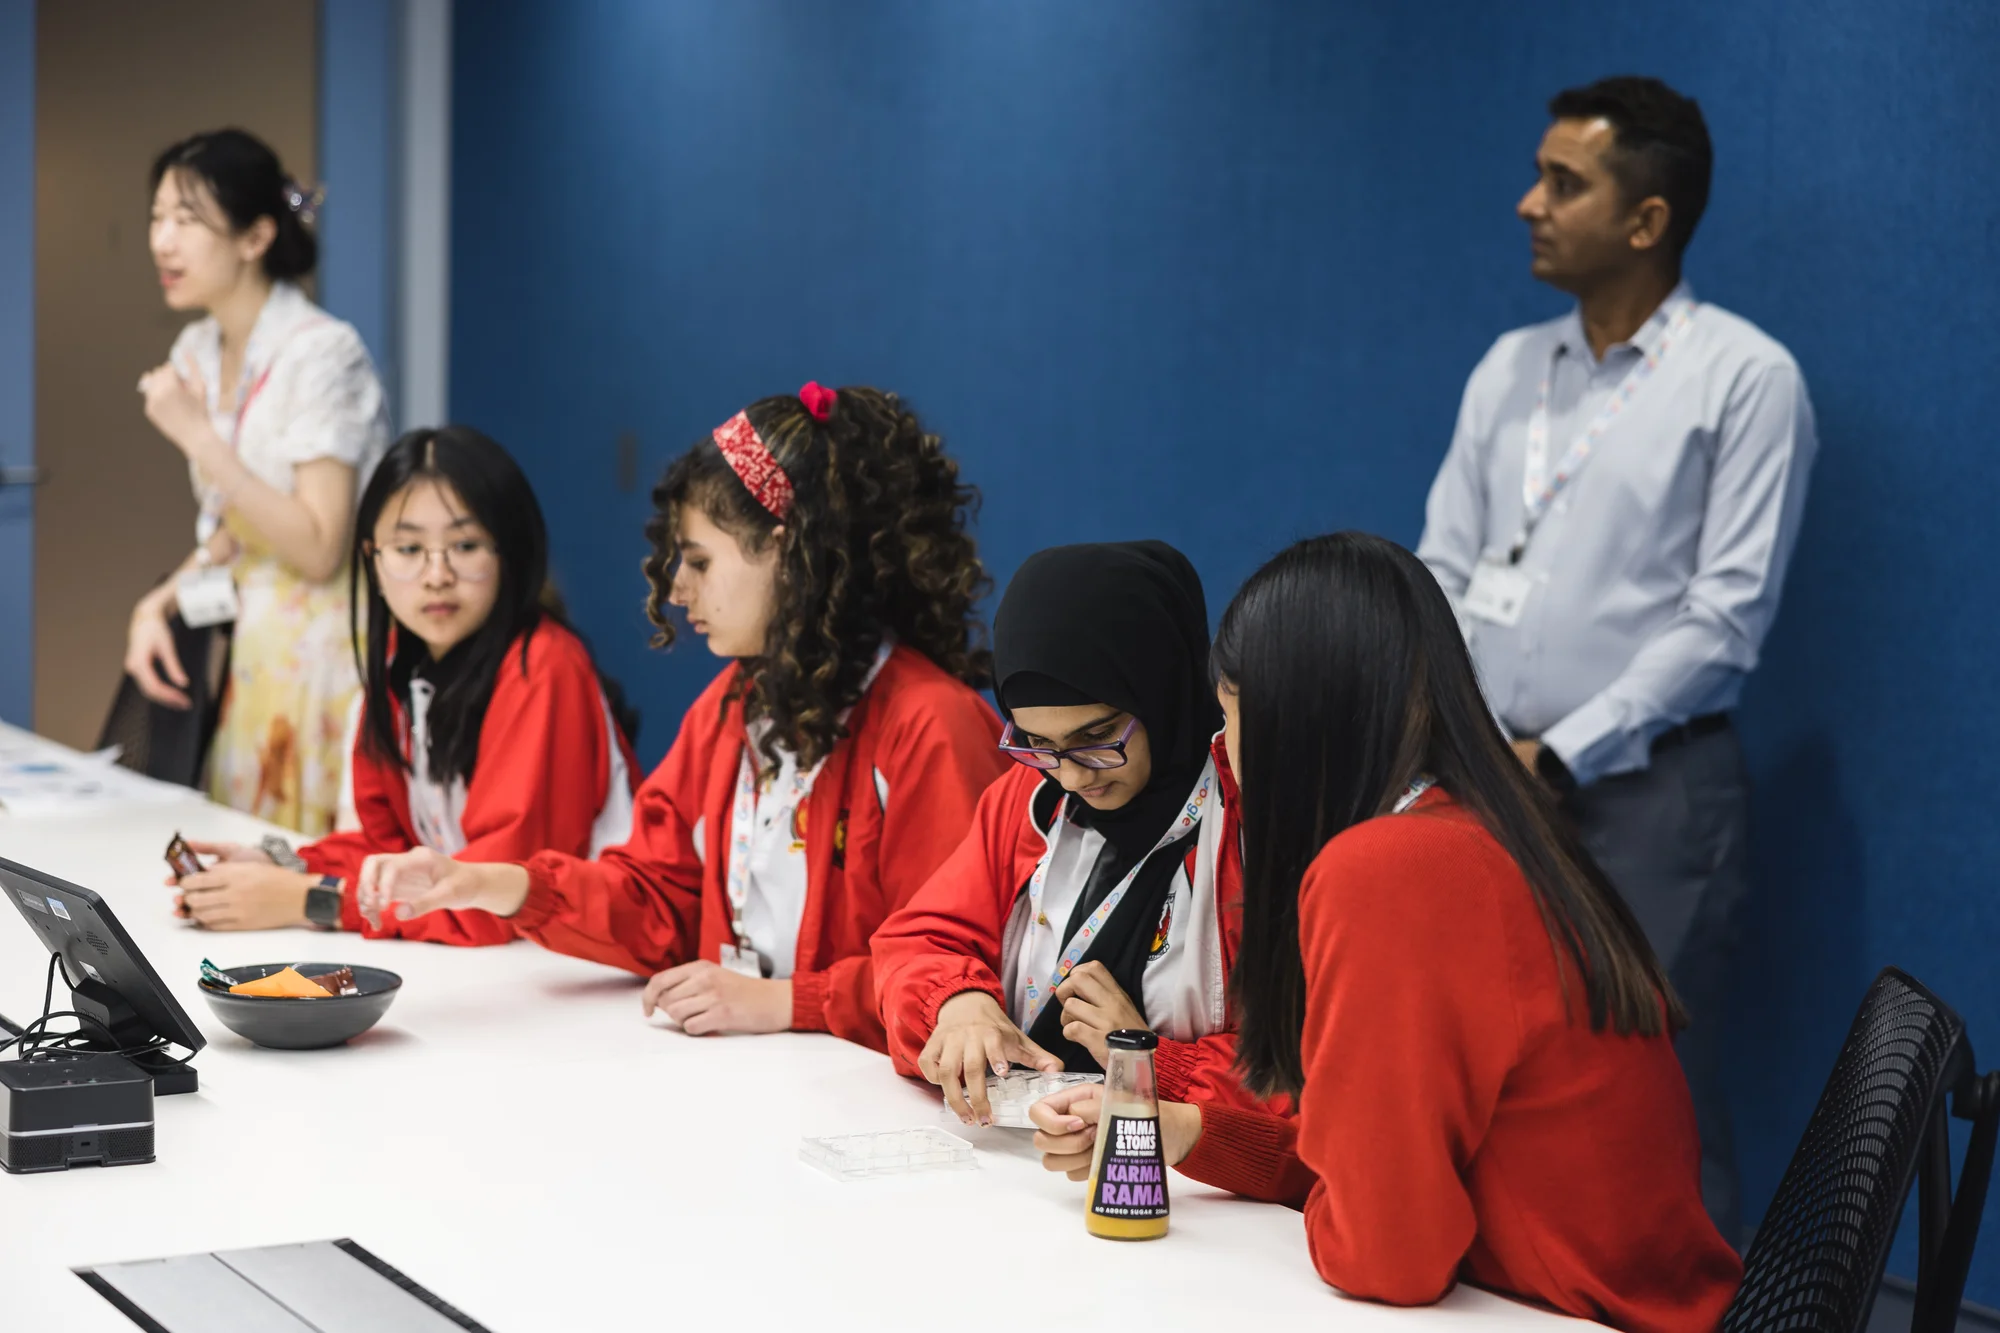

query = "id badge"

[1462,557,1534,628]
[718,943,763,978]
[175,565,240,628]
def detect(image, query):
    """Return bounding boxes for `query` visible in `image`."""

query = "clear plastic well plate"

[799,1127,977,1181]
[980,1070,1104,1128]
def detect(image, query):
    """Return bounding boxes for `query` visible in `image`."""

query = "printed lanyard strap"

[725,640,893,953]
[1392,775,1434,814]
[1019,758,1216,1033]
[194,316,330,547]
[1513,297,1696,562]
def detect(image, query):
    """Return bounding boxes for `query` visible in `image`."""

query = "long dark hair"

[352,427,622,786]
[1213,532,1682,1099]
[643,386,991,770]
[149,129,316,280]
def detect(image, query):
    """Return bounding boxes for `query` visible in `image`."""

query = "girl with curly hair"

[357,384,1007,1049]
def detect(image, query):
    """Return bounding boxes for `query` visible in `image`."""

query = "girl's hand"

[356,848,529,926]
[124,587,191,709]
[184,839,272,866]
[917,990,1062,1126]
[640,960,791,1036]
[174,863,313,931]
[1029,1083,1103,1180]
[1055,960,1149,1067]
[1030,1088,1205,1180]
[163,842,274,919]
[138,362,217,462]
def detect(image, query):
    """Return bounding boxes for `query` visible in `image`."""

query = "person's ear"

[1627,195,1672,254]
[238,214,277,266]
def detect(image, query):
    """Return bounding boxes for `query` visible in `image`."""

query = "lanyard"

[724,640,893,956]
[1019,758,1215,1032]
[1392,775,1434,814]
[1511,297,1697,563]
[194,316,330,547]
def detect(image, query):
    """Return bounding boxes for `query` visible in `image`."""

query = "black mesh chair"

[1724,968,2000,1333]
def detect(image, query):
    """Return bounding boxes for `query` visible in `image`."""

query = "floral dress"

[168,281,390,835]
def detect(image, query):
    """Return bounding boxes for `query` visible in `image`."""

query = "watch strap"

[1535,744,1578,796]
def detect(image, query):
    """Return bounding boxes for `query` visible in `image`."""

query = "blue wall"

[318,0,401,418]
[450,0,2000,1300]
[0,0,34,729]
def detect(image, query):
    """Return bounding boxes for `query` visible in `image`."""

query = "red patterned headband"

[712,412,794,519]
[710,384,835,520]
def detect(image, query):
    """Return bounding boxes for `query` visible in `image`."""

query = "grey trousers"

[1567,723,1752,1247]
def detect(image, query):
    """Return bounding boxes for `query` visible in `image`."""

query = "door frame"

[0,0,36,728]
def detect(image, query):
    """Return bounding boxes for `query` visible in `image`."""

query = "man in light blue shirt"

[1418,77,1817,1244]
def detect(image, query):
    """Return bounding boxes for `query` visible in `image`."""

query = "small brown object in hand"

[165,832,205,881]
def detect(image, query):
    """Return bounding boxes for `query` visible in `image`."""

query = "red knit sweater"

[1176,793,1741,1331]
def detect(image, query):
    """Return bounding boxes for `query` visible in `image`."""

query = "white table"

[0,724,1588,1331]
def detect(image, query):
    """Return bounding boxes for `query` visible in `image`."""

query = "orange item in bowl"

[229,967,333,998]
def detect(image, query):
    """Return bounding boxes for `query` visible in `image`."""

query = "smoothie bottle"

[1085,1029,1169,1240]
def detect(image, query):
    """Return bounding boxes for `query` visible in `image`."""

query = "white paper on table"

[0,737,199,816]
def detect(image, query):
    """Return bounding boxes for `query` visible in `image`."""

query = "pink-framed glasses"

[998,715,1139,771]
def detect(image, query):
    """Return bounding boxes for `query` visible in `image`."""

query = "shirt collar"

[1556,279,1696,366]
[238,281,313,383]
[185,281,314,412]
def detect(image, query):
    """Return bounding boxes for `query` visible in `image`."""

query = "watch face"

[305,884,343,927]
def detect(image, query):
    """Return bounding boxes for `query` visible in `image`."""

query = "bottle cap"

[1105,1029,1158,1051]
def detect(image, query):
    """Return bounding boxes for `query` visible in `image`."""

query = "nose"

[421,550,457,589]
[667,567,692,607]
[1517,180,1546,222]
[1053,759,1102,792]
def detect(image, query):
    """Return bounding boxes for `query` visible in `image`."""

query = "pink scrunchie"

[799,381,838,422]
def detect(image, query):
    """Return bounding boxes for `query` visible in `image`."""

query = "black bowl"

[197,962,402,1050]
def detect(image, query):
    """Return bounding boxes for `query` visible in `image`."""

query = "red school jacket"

[509,644,1008,1051]
[1175,792,1741,1330]
[872,735,1282,1112]
[300,620,638,946]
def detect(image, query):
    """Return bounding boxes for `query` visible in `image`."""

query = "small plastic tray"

[799,1127,977,1181]
[980,1070,1104,1128]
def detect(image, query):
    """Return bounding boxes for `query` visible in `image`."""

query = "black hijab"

[993,541,1221,1070]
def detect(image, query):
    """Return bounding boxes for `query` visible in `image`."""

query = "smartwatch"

[304,876,345,930]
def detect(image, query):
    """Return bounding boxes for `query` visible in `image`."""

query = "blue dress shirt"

[1416,285,1818,786]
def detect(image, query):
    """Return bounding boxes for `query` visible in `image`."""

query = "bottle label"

[1090,1114,1169,1219]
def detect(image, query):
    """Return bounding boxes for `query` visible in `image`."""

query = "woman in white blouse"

[124,129,390,835]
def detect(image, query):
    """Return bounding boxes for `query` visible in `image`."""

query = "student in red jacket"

[357,385,1007,1049]
[873,541,1265,1125]
[169,426,637,944]
[1030,533,1740,1331]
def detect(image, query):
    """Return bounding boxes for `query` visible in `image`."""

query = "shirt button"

[1037,912,1049,926]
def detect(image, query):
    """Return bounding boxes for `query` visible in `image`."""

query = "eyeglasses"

[370,540,500,583]
[998,715,1139,771]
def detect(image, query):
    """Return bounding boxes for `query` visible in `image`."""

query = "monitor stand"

[70,976,198,1096]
